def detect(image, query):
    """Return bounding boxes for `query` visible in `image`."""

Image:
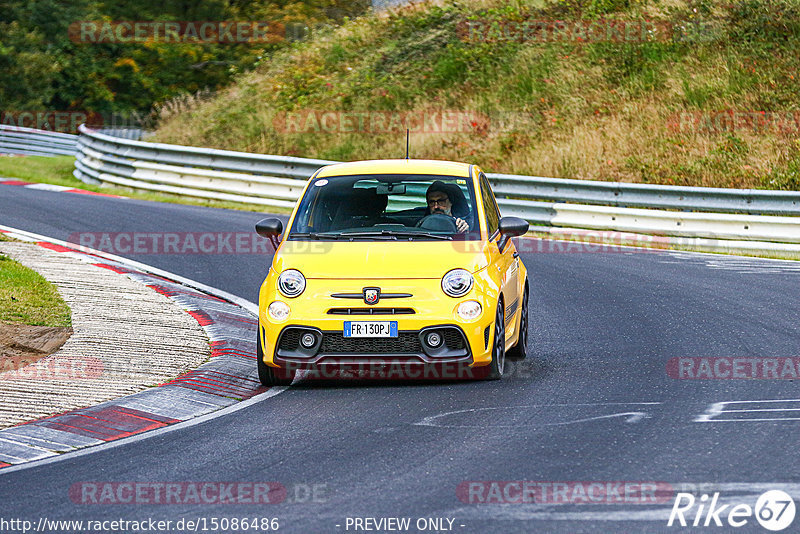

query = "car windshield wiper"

[287,232,341,240]
[335,230,398,240]
[339,230,452,240]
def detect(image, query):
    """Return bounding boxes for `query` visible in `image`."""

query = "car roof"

[315,159,473,179]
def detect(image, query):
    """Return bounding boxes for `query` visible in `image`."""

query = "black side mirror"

[255,218,284,251]
[255,218,283,238]
[497,216,529,252]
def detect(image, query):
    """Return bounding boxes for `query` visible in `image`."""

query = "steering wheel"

[415,213,458,233]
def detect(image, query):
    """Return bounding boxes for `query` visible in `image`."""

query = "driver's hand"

[455,217,469,233]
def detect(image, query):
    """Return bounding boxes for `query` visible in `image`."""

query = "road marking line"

[415,403,662,428]
[695,399,800,422]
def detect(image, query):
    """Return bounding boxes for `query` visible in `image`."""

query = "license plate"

[343,321,398,338]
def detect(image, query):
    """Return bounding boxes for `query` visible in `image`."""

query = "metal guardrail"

[489,173,800,216]
[0,125,78,157]
[5,123,800,253]
[74,125,331,208]
[94,128,151,140]
[72,125,800,244]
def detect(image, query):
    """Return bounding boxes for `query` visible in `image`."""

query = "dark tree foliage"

[0,0,370,124]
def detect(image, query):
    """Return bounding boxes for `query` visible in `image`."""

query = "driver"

[425,181,469,233]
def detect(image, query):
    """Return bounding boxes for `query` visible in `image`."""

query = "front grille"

[320,332,422,354]
[278,328,304,351]
[442,329,466,350]
[327,308,415,315]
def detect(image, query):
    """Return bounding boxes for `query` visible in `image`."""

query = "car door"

[479,172,519,340]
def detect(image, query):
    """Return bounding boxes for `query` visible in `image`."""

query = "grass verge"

[0,251,72,327]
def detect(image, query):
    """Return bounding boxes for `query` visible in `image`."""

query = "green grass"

[0,252,72,327]
[0,156,79,187]
[0,155,292,214]
[149,0,800,191]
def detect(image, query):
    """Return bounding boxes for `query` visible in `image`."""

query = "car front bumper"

[258,277,498,372]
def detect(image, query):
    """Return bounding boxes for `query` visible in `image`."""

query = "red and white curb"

[0,226,266,469]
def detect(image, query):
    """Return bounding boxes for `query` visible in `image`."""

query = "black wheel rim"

[494,304,505,375]
[519,290,528,352]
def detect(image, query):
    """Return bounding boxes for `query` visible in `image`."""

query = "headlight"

[268,301,290,321]
[277,269,306,298]
[457,300,482,321]
[442,269,473,297]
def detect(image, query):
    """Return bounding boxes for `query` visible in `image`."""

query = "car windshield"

[288,174,480,241]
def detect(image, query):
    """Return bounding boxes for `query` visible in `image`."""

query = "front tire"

[485,301,506,380]
[257,325,295,386]
[506,286,528,361]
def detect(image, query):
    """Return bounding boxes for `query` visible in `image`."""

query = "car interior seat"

[330,188,389,230]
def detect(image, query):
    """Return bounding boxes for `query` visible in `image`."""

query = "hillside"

[151,0,800,190]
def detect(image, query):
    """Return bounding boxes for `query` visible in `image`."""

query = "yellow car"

[255,159,529,385]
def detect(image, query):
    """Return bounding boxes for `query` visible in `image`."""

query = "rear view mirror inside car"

[377,183,406,195]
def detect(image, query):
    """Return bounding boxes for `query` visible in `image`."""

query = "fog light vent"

[425,332,442,348]
[301,333,317,348]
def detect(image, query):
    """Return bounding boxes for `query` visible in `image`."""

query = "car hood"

[271,240,490,279]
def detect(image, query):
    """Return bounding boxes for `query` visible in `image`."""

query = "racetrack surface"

[1,184,799,533]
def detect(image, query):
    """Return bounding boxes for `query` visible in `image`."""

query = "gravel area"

[0,242,210,428]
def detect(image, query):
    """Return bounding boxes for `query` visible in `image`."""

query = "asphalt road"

[1,184,799,533]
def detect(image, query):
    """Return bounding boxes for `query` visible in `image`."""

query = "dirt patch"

[0,323,72,373]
